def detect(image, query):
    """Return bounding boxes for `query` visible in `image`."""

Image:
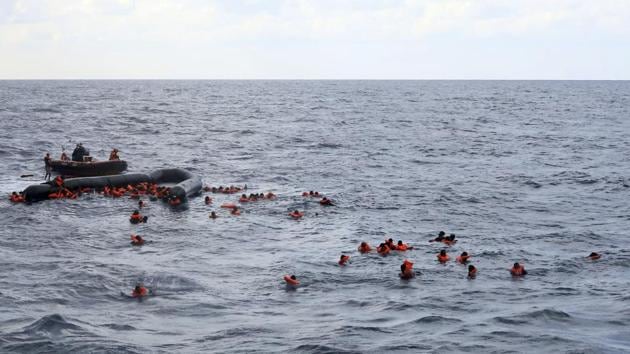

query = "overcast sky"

[1,0,629,79]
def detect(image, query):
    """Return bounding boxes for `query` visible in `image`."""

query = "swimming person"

[358,242,372,253]
[376,243,390,256]
[510,262,527,276]
[338,254,350,266]
[283,274,300,286]
[437,250,450,263]
[456,252,470,264]
[130,234,145,246]
[431,231,446,242]
[396,240,413,251]
[129,210,147,224]
[399,259,414,279]
[468,265,477,279]
[131,283,149,298]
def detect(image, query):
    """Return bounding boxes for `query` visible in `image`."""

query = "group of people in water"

[284,230,604,287]
[9,168,605,298]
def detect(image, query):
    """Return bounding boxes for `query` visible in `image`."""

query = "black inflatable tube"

[23,168,202,203]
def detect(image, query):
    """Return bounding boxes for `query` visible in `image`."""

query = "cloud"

[0,0,629,78]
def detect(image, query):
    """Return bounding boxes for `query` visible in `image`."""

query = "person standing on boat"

[109,148,120,160]
[71,143,87,162]
[44,152,52,181]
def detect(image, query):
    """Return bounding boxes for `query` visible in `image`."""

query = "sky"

[0,0,629,79]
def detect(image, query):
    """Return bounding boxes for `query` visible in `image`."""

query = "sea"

[0,80,629,353]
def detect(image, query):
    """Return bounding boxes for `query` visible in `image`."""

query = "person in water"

[169,196,181,206]
[396,240,413,251]
[231,207,241,216]
[437,250,450,263]
[442,234,457,245]
[205,196,212,205]
[468,265,477,279]
[284,274,300,286]
[289,210,303,218]
[588,252,601,260]
[510,262,527,276]
[10,192,25,203]
[131,283,149,298]
[130,210,147,224]
[109,148,120,160]
[358,241,372,253]
[138,200,145,209]
[431,231,446,242]
[44,152,52,181]
[386,238,397,250]
[399,260,414,279]
[319,197,333,206]
[130,234,145,246]
[338,254,350,266]
[456,252,470,264]
[209,211,217,219]
[376,243,390,255]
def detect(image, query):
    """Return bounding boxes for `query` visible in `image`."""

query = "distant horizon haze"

[1,0,629,80]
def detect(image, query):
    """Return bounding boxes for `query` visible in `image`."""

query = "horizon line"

[1,78,629,81]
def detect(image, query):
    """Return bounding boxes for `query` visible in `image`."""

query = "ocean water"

[0,80,629,353]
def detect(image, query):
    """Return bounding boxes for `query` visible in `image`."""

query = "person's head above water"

[290,275,297,280]
[513,262,520,268]
[468,265,475,271]
[439,231,445,237]
[461,252,468,257]
[440,250,447,256]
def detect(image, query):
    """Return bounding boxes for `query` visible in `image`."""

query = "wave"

[31,107,62,113]
[22,314,84,335]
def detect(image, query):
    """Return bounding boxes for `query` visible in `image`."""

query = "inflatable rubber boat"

[50,159,128,177]
[23,168,201,203]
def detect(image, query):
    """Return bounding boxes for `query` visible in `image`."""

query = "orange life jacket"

[468,268,477,277]
[397,244,409,251]
[320,198,333,205]
[132,287,148,297]
[289,211,304,219]
[510,266,525,276]
[437,254,450,263]
[130,213,143,221]
[284,275,300,286]
[358,244,372,253]
[403,259,414,270]
[377,246,390,255]
[456,255,470,264]
[338,255,350,266]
